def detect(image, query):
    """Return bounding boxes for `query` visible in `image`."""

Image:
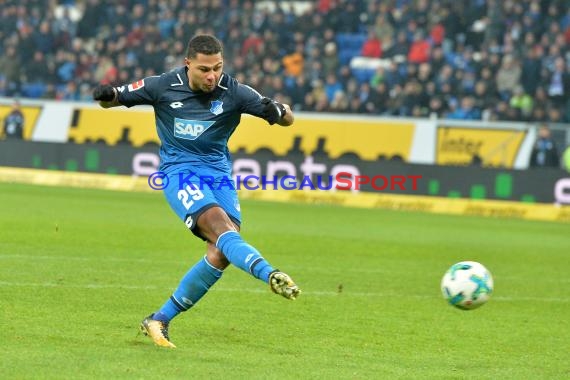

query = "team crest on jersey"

[174,118,215,140]
[210,100,223,115]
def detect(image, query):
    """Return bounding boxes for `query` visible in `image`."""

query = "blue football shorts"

[162,165,241,239]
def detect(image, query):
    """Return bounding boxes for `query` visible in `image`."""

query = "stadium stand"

[1,0,570,123]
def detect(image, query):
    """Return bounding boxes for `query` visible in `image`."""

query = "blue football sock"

[154,256,223,322]
[216,231,274,283]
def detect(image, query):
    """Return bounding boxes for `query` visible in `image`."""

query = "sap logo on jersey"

[174,118,215,140]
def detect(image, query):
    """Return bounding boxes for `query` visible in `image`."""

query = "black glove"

[93,84,116,102]
[261,97,286,125]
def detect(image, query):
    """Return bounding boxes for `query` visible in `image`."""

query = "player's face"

[185,53,223,93]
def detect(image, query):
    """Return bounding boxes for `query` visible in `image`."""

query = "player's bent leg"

[198,207,273,281]
[197,207,301,300]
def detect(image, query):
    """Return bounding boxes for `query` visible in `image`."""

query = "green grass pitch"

[0,183,569,379]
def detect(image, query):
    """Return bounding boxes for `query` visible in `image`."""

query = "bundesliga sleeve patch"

[128,79,145,92]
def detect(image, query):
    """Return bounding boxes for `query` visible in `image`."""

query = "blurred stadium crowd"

[1,0,570,123]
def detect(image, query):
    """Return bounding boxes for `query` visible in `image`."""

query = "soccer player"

[93,35,301,348]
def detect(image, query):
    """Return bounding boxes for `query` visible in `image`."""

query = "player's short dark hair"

[186,35,223,58]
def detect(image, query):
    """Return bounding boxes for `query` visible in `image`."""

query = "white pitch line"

[0,281,568,303]
[0,254,394,274]
[7,254,570,280]
[4,254,570,285]
[0,254,166,264]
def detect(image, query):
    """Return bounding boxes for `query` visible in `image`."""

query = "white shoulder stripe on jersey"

[217,74,228,90]
[171,74,184,86]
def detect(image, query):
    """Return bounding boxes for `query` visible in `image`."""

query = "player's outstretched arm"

[93,84,121,108]
[261,97,294,126]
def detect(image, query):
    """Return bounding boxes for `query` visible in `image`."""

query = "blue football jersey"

[116,67,268,173]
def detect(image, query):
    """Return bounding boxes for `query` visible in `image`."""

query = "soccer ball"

[441,261,493,310]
